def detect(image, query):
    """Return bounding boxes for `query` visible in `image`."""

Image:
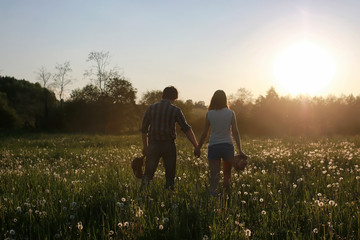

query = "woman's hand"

[194,146,201,158]
[239,150,248,160]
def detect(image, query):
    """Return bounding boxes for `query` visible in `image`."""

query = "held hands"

[194,146,201,158]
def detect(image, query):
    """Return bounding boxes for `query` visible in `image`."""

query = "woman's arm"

[231,112,245,155]
[194,115,210,157]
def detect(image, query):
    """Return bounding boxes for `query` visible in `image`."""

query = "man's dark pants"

[141,140,177,190]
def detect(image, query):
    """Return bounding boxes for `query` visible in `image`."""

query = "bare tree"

[36,66,52,88]
[84,51,120,93]
[53,61,72,103]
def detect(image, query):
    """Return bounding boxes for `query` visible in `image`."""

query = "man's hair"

[162,86,178,100]
[208,90,228,110]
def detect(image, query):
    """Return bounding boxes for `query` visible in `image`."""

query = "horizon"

[1,1,360,104]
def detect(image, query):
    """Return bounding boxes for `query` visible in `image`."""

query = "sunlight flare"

[273,40,336,95]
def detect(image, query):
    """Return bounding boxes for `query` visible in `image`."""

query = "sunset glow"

[273,40,336,95]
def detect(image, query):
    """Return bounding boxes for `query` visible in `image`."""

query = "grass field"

[0,134,359,239]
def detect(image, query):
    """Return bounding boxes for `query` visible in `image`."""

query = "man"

[141,86,198,190]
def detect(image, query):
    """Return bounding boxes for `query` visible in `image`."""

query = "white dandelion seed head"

[77,221,83,230]
[245,228,251,237]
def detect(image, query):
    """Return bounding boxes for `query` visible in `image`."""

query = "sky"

[1,0,360,104]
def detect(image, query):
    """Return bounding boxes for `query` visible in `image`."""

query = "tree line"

[2,75,360,136]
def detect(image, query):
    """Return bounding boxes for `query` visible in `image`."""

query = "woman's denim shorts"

[208,143,234,161]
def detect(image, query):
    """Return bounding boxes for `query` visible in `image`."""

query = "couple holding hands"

[140,86,248,195]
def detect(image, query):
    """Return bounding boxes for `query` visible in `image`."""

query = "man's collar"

[161,99,173,104]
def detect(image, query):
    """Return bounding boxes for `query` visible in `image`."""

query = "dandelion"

[77,221,83,231]
[72,202,77,208]
[159,225,164,230]
[121,197,126,202]
[293,184,297,189]
[161,202,165,208]
[16,206,22,213]
[124,221,129,227]
[163,217,169,223]
[136,208,144,217]
[313,228,319,234]
[259,198,264,203]
[118,222,123,228]
[329,200,336,206]
[245,228,251,237]
[261,210,267,215]
[117,202,124,208]
[203,235,209,240]
[109,230,114,236]
[9,229,15,235]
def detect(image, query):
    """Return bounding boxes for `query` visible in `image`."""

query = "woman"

[195,90,247,195]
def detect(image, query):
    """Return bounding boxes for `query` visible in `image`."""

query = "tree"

[36,66,52,88]
[140,90,162,105]
[70,84,101,103]
[231,88,254,105]
[84,51,120,93]
[105,77,137,104]
[53,61,72,103]
[0,92,20,129]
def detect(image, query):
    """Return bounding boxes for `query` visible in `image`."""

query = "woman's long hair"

[208,90,228,110]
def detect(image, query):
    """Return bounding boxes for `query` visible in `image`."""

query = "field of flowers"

[0,133,360,239]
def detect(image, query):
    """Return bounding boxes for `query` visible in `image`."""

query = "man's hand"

[194,147,201,158]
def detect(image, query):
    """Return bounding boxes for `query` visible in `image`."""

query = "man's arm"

[141,107,150,156]
[142,133,148,156]
[194,116,210,157]
[185,128,198,149]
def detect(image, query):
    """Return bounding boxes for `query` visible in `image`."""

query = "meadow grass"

[0,133,359,239]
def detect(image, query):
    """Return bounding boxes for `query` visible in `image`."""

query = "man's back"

[141,100,190,141]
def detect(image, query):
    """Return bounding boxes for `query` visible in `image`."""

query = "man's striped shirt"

[141,100,191,141]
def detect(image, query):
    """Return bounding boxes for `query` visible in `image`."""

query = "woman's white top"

[207,108,235,146]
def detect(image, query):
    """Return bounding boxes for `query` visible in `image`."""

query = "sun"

[273,40,336,95]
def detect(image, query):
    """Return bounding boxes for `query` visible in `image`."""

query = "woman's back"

[207,108,234,146]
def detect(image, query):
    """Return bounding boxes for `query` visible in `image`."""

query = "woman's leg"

[208,159,221,195]
[223,159,232,190]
